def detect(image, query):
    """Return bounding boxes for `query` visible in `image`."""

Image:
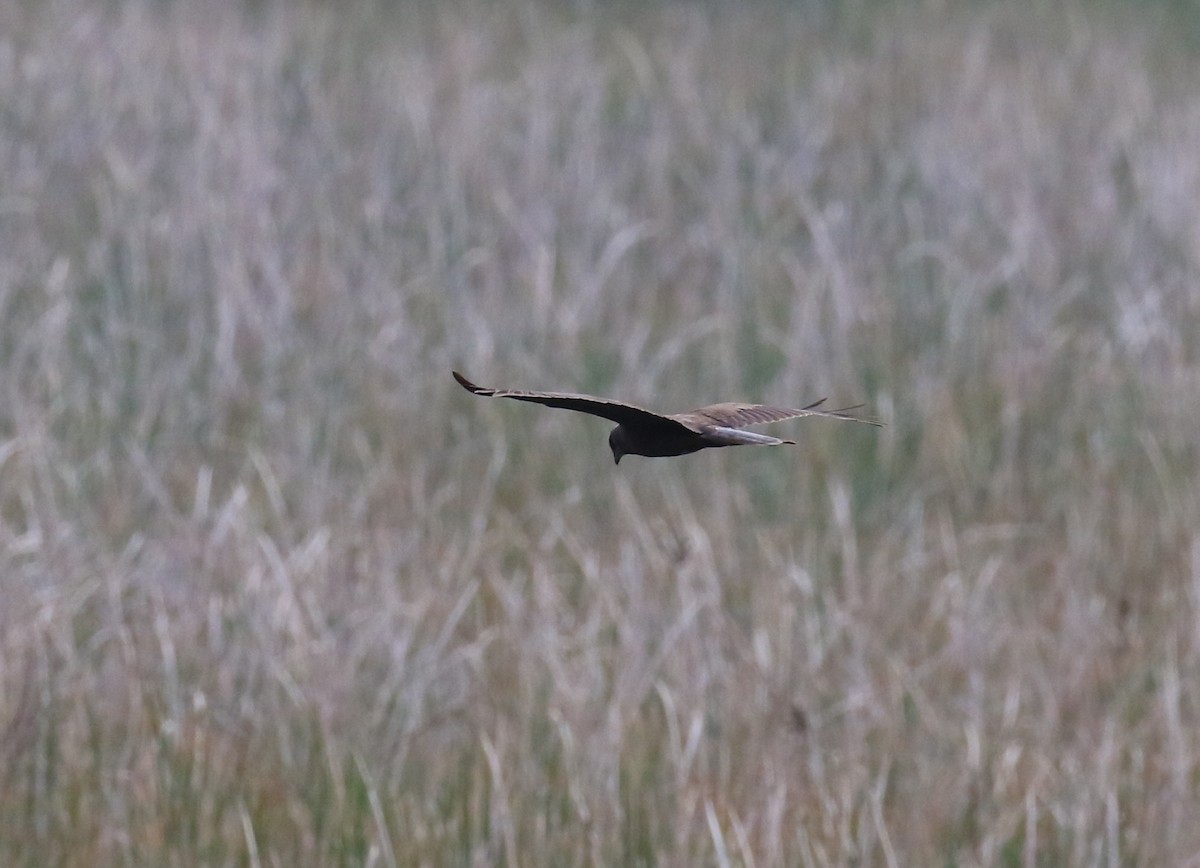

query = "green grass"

[2,0,1200,864]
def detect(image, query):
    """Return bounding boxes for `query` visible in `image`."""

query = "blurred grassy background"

[2,0,1199,864]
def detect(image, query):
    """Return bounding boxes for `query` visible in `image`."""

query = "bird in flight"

[453,371,881,464]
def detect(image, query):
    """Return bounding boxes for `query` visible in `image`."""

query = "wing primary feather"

[452,371,494,395]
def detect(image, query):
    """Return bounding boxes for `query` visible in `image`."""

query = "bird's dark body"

[610,424,709,459]
[452,370,881,464]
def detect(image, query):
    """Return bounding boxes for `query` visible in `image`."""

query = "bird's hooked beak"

[608,428,625,465]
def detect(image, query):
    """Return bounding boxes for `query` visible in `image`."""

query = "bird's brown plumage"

[452,370,881,463]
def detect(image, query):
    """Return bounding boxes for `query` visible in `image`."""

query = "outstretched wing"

[453,371,689,431]
[674,398,883,431]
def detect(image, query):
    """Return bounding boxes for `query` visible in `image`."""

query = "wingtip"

[452,370,484,393]
[827,403,885,427]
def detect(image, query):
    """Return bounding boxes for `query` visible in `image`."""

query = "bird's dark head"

[608,427,628,465]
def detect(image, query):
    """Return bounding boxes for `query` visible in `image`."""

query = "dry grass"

[2,0,1199,864]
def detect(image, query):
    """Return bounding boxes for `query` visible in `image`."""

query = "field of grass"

[2,0,1200,864]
